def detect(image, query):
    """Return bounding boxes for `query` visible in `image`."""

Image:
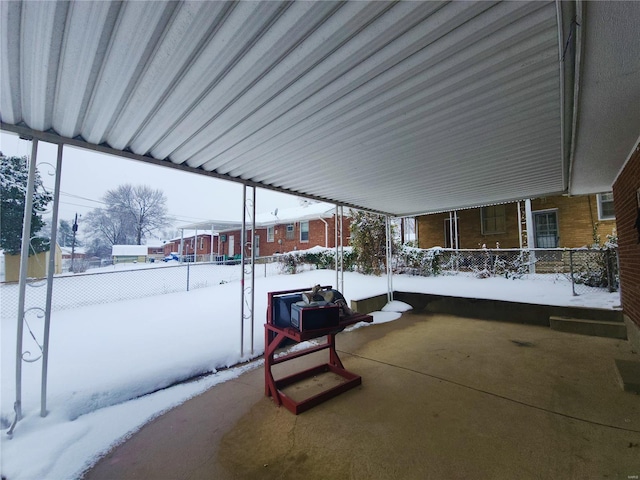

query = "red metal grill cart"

[264,287,373,414]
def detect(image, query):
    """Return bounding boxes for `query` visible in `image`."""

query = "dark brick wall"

[613,142,640,329]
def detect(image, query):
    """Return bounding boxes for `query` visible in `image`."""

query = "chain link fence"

[0,257,284,321]
[1,247,618,322]
[395,247,619,295]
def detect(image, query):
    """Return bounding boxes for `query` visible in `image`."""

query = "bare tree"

[84,208,135,246]
[103,184,169,245]
[84,184,169,248]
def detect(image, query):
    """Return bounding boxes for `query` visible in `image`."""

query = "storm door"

[533,211,558,248]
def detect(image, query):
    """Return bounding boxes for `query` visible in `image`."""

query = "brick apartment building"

[163,202,351,260]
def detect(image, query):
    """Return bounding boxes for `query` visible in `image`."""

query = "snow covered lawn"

[0,269,620,479]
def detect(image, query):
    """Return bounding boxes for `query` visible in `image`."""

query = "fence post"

[186,262,190,292]
[569,250,577,296]
[606,250,616,292]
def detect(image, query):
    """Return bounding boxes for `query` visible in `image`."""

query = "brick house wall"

[163,234,219,258]
[219,216,351,257]
[612,142,640,351]
[530,195,616,247]
[417,194,616,249]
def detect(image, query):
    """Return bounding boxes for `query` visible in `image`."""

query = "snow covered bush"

[276,246,356,275]
[349,210,397,275]
[396,245,442,276]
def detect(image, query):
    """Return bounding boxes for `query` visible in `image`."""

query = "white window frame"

[300,221,309,242]
[480,205,506,235]
[267,226,274,242]
[596,193,615,220]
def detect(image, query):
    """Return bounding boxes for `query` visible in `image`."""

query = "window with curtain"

[481,205,506,234]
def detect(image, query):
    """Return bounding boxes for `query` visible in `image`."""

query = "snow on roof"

[255,201,342,226]
[112,245,149,256]
[144,240,166,248]
[177,202,347,233]
[167,230,215,242]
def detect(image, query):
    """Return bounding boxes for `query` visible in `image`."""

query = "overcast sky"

[1,131,304,239]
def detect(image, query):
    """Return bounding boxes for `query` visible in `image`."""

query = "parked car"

[163,252,179,262]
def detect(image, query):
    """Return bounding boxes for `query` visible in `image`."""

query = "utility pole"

[70,213,79,272]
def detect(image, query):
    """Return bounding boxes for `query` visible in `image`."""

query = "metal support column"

[525,199,536,274]
[240,185,256,357]
[339,206,344,293]
[517,201,524,249]
[453,211,459,249]
[335,205,339,290]
[8,140,39,435]
[385,215,393,303]
[179,229,184,262]
[41,144,63,418]
[210,224,214,263]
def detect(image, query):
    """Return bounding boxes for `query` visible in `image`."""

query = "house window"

[597,193,615,220]
[267,226,274,242]
[481,205,506,234]
[286,224,295,240]
[199,238,204,250]
[300,221,309,242]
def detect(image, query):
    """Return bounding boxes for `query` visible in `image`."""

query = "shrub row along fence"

[1,247,617,321]
[394,247,619,295]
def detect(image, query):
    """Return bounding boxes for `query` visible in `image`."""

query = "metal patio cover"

[1,1,638,216]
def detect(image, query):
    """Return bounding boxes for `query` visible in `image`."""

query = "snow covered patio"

[84,309,639,480]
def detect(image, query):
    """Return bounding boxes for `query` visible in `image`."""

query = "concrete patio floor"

[84,312,640,480]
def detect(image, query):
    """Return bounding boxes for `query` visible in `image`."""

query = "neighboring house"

[145,242,166,262]
[417,193,616,249]
[163,231,218,261]
[164,202,352,260]
[112,245,150,264]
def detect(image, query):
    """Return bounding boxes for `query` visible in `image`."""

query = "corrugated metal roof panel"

[5,1,634,216]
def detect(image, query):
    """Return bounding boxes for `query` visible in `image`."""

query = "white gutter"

[318,216,329,247]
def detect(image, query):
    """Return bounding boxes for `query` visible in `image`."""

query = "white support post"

[239,185,256,357]
[210,224,214,262]
[335,205,339,290]
[339,206,344,293]
[250,188,256,354]
[525,199,536,274]
[240,187,246,357]
[41,144,63,418]
[179,230,184,262]
[453,210,459,249]
[385,215,394,303]
[517,201,523,250]
[9,139,39,435]
[194,229,198,263]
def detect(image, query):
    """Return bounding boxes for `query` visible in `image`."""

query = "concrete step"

[614,359,640,394]
[549,316,627,340]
